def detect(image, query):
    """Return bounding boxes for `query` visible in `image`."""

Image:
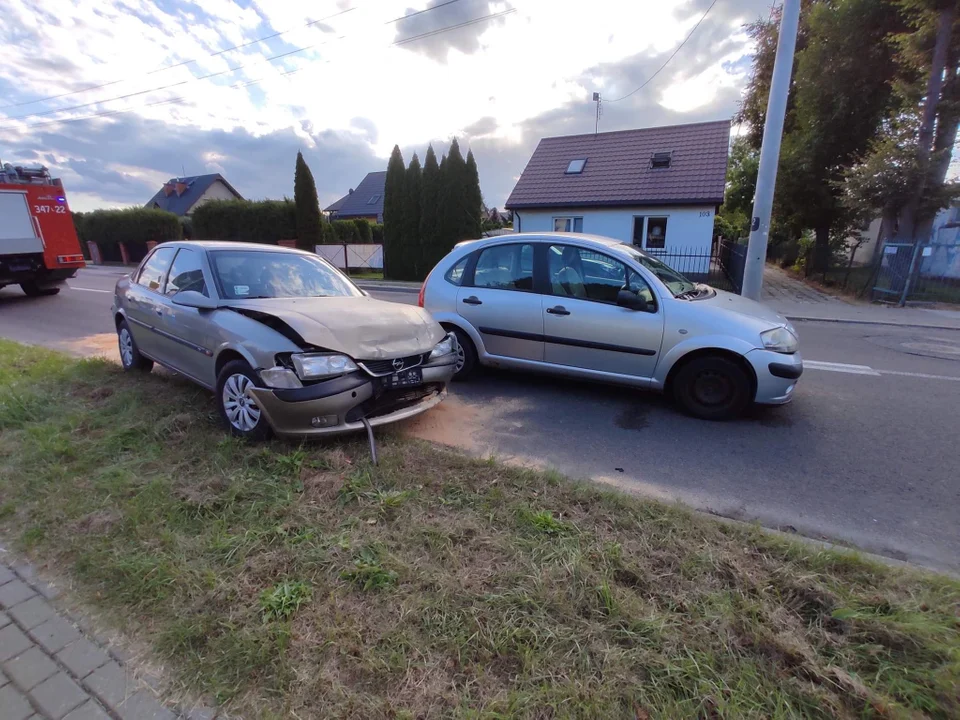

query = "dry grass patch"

[0,339,957,719]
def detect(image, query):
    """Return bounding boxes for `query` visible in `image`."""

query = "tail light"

[418,280,426,307]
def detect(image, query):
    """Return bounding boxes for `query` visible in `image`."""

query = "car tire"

[672,355,751,421]
[117,319,154,373]
[20,281,60,297]
[449,327,478,381]
[216,359,272,441]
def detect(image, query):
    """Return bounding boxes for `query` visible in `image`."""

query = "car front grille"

[357,353,428,377]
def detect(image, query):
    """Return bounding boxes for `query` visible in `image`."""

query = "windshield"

[210,251,363,300]
[615,244,697,296]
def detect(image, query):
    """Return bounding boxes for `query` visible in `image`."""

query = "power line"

[605,0,720,103]
[3,0,480,123]
[0,6,359,110]
[2,8,515,131]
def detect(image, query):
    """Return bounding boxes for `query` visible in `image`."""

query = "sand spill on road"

[58,332,121,361]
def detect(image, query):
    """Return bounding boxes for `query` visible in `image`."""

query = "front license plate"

[384,368,423,388]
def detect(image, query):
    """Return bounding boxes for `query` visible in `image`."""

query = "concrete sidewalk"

[761,265,960,330]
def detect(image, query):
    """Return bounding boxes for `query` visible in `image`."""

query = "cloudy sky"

[0,0,773,212]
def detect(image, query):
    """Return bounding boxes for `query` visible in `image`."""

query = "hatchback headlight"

[429,333,458,359]
[291,353,358,379]
[760,326,798,354]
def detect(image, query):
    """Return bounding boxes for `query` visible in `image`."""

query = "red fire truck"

[0,163,85,296]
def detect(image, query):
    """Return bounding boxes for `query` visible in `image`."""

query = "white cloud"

[0,0,772,209]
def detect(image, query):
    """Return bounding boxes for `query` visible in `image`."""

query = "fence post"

[897,242,924,307]
[343,242,349,276]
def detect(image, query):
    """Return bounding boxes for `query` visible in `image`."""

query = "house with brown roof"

[505,120,730,256]
[145,173,243,216]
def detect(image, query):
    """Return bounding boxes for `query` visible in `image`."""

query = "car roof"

[457,232,625,251]
[161,240,310,254]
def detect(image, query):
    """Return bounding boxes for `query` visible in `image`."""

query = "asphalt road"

[2,268,958,572]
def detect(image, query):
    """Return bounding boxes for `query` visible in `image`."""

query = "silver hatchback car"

[112,241,457,439]
[420,233,802,420]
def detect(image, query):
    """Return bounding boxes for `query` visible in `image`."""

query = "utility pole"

[740,0,801,301]
[593,92,602,135]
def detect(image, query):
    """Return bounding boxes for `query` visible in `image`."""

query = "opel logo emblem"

[392,357,405,371]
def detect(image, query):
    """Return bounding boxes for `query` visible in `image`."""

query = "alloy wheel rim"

[222,373,261,431]
[455,343,466,373]
[119,328,134,367]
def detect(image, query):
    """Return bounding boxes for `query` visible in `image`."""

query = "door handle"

[462,296,482,306]
[546,306,570,316]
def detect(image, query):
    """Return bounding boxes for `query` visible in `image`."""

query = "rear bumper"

[744,349,803,405]
[248,359,456,437]
[0,254,78,286]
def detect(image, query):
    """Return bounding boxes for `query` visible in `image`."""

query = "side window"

[472,244,534,291]
[444,256,469,286]
[165,249,208,297]
[135,247,176,292]
[548,245,631,304]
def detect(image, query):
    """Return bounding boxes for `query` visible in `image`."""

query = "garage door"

[0,191,43,254]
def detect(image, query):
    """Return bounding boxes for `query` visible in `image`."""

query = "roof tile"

[505,120,730,209]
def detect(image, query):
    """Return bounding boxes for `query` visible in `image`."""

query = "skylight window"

[565,159,587,174]
[651,152,672,169]
[367,194,381,204]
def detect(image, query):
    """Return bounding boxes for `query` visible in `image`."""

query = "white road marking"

[806,359,960,382]
[804,360,881,376]
[68,286,111,293]
[877,369,960,382]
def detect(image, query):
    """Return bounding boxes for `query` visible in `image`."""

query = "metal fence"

[643,240,747,293]
[873,242,960,304]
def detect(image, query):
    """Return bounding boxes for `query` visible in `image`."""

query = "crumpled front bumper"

[248,357,456,437]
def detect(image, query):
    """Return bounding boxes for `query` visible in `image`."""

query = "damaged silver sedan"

[111,241,457,439]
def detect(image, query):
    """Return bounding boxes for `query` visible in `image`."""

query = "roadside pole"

[740,0,801,301]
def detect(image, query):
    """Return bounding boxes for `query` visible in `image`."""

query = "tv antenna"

[593,92,603,135]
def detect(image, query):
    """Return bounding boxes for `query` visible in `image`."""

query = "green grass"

[0,339,958,718]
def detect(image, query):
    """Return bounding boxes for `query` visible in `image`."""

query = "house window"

[646,217,668,248]
[367,194,380,205]
[565,159,587,174]
[651,152,672,169]
[553,217,583,232]
[632,216,668,249]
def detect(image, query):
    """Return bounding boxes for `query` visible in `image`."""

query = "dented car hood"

[225,296,445,359]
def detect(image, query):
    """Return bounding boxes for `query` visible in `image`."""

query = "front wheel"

[672,355,751,421]
[216,360,272,441]
[20,281,60,297]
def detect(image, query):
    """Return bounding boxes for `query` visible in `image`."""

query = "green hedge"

[73,208,182,262]
[192,200,298,245]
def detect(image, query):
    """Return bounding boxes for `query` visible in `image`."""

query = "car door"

[123,246,177,359]
[541,244,663,378]
[456,242,544,362]
[153,248,216,386]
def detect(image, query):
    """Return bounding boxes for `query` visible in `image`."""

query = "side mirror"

[172,290,218,311]
[617,289,649,312]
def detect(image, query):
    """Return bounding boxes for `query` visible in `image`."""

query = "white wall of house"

[513,205,716,254]
[187,181,238,215]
